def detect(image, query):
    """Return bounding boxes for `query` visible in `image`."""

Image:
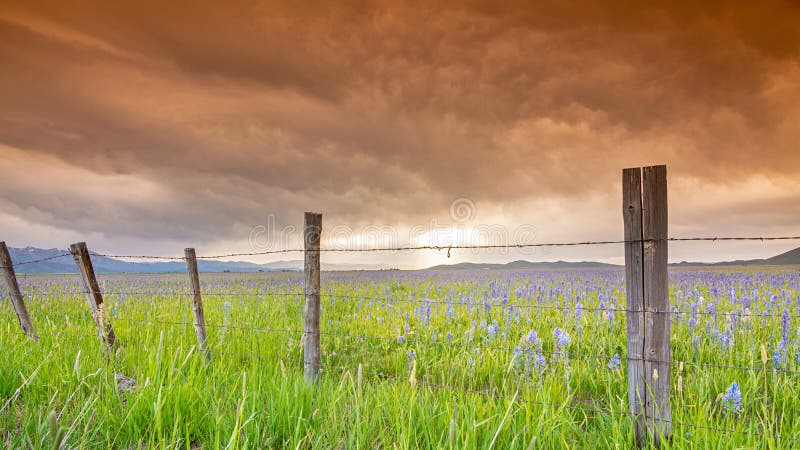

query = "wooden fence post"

[622,168,646,445]
[623,166,670,447]
[70,242,116,351]
[303,212,322,384]
[642,165,671,444]
[185,248,210,362]
[0,242,38,341]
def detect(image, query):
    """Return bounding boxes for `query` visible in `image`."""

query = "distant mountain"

[6,245,800,274]
[426,260,620,271]
[672,246,800,267]
[5,246,389,274]
[764,246,800,265]
[428,247,800,271]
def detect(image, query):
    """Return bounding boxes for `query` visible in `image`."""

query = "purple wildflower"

[607,353,621,371]
[553,328,570,356]
[722,382,742,414]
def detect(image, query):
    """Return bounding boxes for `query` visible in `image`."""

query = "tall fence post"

[642,165,671,444]
[303,212,322,384]
[185,248,210,362]
[0,242,37,341]
[623,165,670,446]
[622,168,646,445]
[70,242,116,351]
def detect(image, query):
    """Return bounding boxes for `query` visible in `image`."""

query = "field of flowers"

[1,267,799,448]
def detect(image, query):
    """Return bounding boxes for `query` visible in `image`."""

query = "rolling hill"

[5,246,387,274]
[5,245,800,274]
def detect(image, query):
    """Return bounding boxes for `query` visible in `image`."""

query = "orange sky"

[1,1,799,267]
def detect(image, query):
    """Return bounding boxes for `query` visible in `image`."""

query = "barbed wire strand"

[45,288,800,321]
[316,293,800,320]
[8,308,799,441]
[4,235,793,263]
[338,366,797,441]
[7,252,73,267]
[98,316,800,376]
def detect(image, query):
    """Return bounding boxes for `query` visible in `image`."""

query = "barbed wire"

[7,252,73,267]
[98,315,800,376]
[8,308,800,442]
[19,288,800,322]
[4,235,795,264]
[5,234,799,443]
[111,316,306,335]
[317,293,800,320]
[341,366,798,441]
[49,290,303,298]
[52,287,800,321]
[12,307,800,379]
[326,365,630,416]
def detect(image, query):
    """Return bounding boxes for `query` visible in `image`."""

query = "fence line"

[332,365,799,442]
[22,288,800,321]
[4,234,798,267]
[5,285,800,442]
[10,288,800,324]
[92,315,800,376]
[92,235,800,260]
[4,165,800,446]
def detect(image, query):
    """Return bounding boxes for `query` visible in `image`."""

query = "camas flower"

[607,353,621,371]
[533,354,547,374]
[513,329,545,378]
[553,328,570,356]
[526,330,542,351]
[574,301,583,322]
[722,382,742,414]
[781,309,791,344]
[773,350,784,369]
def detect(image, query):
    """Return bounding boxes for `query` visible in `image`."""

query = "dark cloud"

[0,0,798,261]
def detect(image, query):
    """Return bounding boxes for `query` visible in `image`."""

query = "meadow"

[1,267,799,449]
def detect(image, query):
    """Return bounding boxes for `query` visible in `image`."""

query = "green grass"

[1,269,799,448]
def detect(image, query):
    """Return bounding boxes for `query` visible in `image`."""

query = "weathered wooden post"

[0,242,37,341]
[303,212,322,384]
[622,168,646,444]
[70,242,116,351]
[185,248,210,362]
[623,165,670,446]
[642,165,671,444]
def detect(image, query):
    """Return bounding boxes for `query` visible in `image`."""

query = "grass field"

[1,268,799,448]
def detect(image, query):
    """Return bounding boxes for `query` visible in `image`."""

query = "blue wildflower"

[719,329,733,350]
[722,382,742,414]
[513,329,545,378]
[487,321,500,340]
[781,309,791,344]
[553,328,570,356]
[607,353,621,371]
[773,350,784,369]
[533,353,547,374]
[526,330,542,350]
